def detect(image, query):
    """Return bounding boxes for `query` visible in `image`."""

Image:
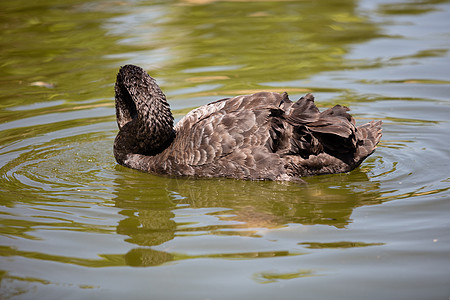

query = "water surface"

[1,0,449,299]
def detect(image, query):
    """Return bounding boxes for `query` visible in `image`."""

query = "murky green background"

[1,0,449,299]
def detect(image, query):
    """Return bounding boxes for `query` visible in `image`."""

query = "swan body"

[114,65,382,181]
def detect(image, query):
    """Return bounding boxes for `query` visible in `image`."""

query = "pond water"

[1,0,449,299]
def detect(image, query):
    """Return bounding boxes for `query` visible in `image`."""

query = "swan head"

[114,65,175,164]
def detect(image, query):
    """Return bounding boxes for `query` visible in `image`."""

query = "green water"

[1,0,449,299]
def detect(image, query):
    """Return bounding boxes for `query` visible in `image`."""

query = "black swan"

[114,64,382,181]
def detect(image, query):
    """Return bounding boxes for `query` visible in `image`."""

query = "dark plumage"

[114,64,382,182]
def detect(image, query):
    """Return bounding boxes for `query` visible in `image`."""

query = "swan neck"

[113,65,175,166]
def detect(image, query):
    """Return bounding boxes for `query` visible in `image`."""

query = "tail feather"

[271,92,382,176]
[354,120,382,165]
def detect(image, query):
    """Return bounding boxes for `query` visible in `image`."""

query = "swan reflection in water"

[113,171,382,267]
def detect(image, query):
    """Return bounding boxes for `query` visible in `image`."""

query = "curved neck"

[113,65,175,167]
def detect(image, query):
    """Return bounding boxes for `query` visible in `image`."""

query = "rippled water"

[1,0,449,299]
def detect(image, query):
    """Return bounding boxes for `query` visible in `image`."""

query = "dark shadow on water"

[112,167,382,266]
